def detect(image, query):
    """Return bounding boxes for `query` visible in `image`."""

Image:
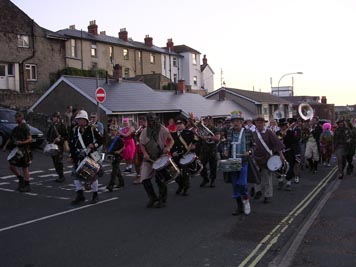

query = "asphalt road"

[0,149,342,267]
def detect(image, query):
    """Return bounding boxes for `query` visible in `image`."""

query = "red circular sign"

[95,87,106,103]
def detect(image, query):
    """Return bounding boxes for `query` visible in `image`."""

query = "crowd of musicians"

[3,108,356,215]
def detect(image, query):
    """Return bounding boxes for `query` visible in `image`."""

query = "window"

[163,56,166,70]
[123,49,129,60]
[192,53,197,65]
[150,53,155,64]
[173,73,177,83]
[193,76,197,86]
[8,63,14,76]
[0,65,5,76]
[91,43,97,57]
[25,64,37,81]
[173,57,177,67]
[124,68,129,78]
[17,35,29,48]
[263,107,268,115]
[109,46,114,62]
[70,39,77,57]
[138,51,142,63]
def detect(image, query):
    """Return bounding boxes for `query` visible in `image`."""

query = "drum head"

[152,155,169,170]
[267,155,282,171]
[179,153,196,165]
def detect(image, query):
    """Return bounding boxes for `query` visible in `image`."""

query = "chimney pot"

[166,38,174,52]
[69,25,76,30]
[100,31,106,35]
[202,54,207,66]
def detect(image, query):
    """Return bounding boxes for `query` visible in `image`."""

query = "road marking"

[38,174,59,178]
[239,167,337,267]
[0,197,118,233]
[269,178,341,267]
[0,182,10,186]
[0,175,16,180]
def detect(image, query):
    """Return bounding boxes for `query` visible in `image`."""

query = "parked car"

[0,108,45,148]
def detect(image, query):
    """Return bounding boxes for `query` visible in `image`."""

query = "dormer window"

[192,53,197,65]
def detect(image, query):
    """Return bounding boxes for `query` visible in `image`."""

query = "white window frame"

[18,35,30,48]
[25,64,37,81]
[123,49,129,60]
[150,53,155,64]
[70,39,77,57]
[138,51,142,63]
[109,46,114,62]
[172,57,177,67]
[124,68,129,78]
[192,53,197,65]
[91,43,97,57]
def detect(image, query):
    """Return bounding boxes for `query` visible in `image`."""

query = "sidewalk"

[291,171,356,267]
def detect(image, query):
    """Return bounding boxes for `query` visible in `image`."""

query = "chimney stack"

[166,38,174,52]
[144,35,153,47]
[88,20,98,35]
[321,96,327,104]
[202,54,207,66]
[119,28,128,42]
[69,25,76,30]
[113,64,123,82]
[100,31,106,35]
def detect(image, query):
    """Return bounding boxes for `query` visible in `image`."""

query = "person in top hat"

[68,110,104,204]
[252,116,285,203]
[170,116,197,196]
[3,111,33,192]
[46,112,68,183]
[225,112,255,215]
[304,116,322,174]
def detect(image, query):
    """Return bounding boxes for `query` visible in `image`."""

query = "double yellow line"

[239,167,337,267]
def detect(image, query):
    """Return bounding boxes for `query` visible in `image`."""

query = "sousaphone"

[298,103,314,121]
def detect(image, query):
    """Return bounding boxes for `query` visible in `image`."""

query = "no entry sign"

[95,87,106,103]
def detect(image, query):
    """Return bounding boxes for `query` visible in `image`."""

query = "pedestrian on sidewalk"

[333,118,350,179]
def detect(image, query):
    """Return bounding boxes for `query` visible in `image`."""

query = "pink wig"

[323,122,331,131]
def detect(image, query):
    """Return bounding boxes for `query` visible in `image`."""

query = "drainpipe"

[19,19,36,93]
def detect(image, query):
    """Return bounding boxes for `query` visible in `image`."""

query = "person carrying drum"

[46,112,68,183]
[139,112,173,208]
[68,110,103,204]
[3,111,33,192]
[252,116,285,204]
[106,124,125,191]
[171,117,197,196]
[226,112,255,215]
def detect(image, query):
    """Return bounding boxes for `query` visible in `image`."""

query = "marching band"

[3,107,356,216]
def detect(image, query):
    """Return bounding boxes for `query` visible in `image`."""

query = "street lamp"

[277,72,303,96]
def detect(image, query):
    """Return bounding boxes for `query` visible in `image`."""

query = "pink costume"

[121,122,136,161]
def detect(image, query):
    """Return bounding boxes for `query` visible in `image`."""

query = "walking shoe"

[17,175,25,191]
[254,191,262,200]
[71,190,85,205]
[123,168,132,173]
[176,187,182,195]
[242,199,251,215]
[200,179,209,187]
[19,183,31,193]
[90,192,99,204]
[133,176,141,185]
[55,176,65,183]
[182,190,189,196]
[285,183,292,191]
[232,198,243,216]
[155,201,166,208]
[209,181,216,188]
[263,197,271,204]
[294,176,300,184]
[106,184,113,192]
[146,198,158,208]
[338,174,344,180]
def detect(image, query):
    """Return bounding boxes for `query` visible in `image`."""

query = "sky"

[11,0,356,106]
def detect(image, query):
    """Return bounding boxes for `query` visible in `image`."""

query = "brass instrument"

[298,103,314,121]
[196,120,215,144]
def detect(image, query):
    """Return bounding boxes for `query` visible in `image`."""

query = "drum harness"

[230,128,245,159]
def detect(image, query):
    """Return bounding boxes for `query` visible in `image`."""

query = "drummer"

[46,112,68,183]
[2,111,33,192]
[226,112,255,215]
[252,116,285,204]
[139,112,174,208]
[68,110,103,205]
[171,116,196,196]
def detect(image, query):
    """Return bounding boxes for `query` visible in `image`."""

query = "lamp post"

[277,72,303,96]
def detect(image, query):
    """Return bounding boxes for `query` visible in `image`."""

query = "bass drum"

[152,155,180,184]
[267,155,282,172]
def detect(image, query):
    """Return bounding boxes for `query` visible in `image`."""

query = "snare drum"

[44,143,59,156]
[90,151,101,162]
[75,157,101,181]
[217,158,242,172]
[152,155,180,184]
[267,155,282,172]
[179,153,203,176]
[7,147,24,165]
